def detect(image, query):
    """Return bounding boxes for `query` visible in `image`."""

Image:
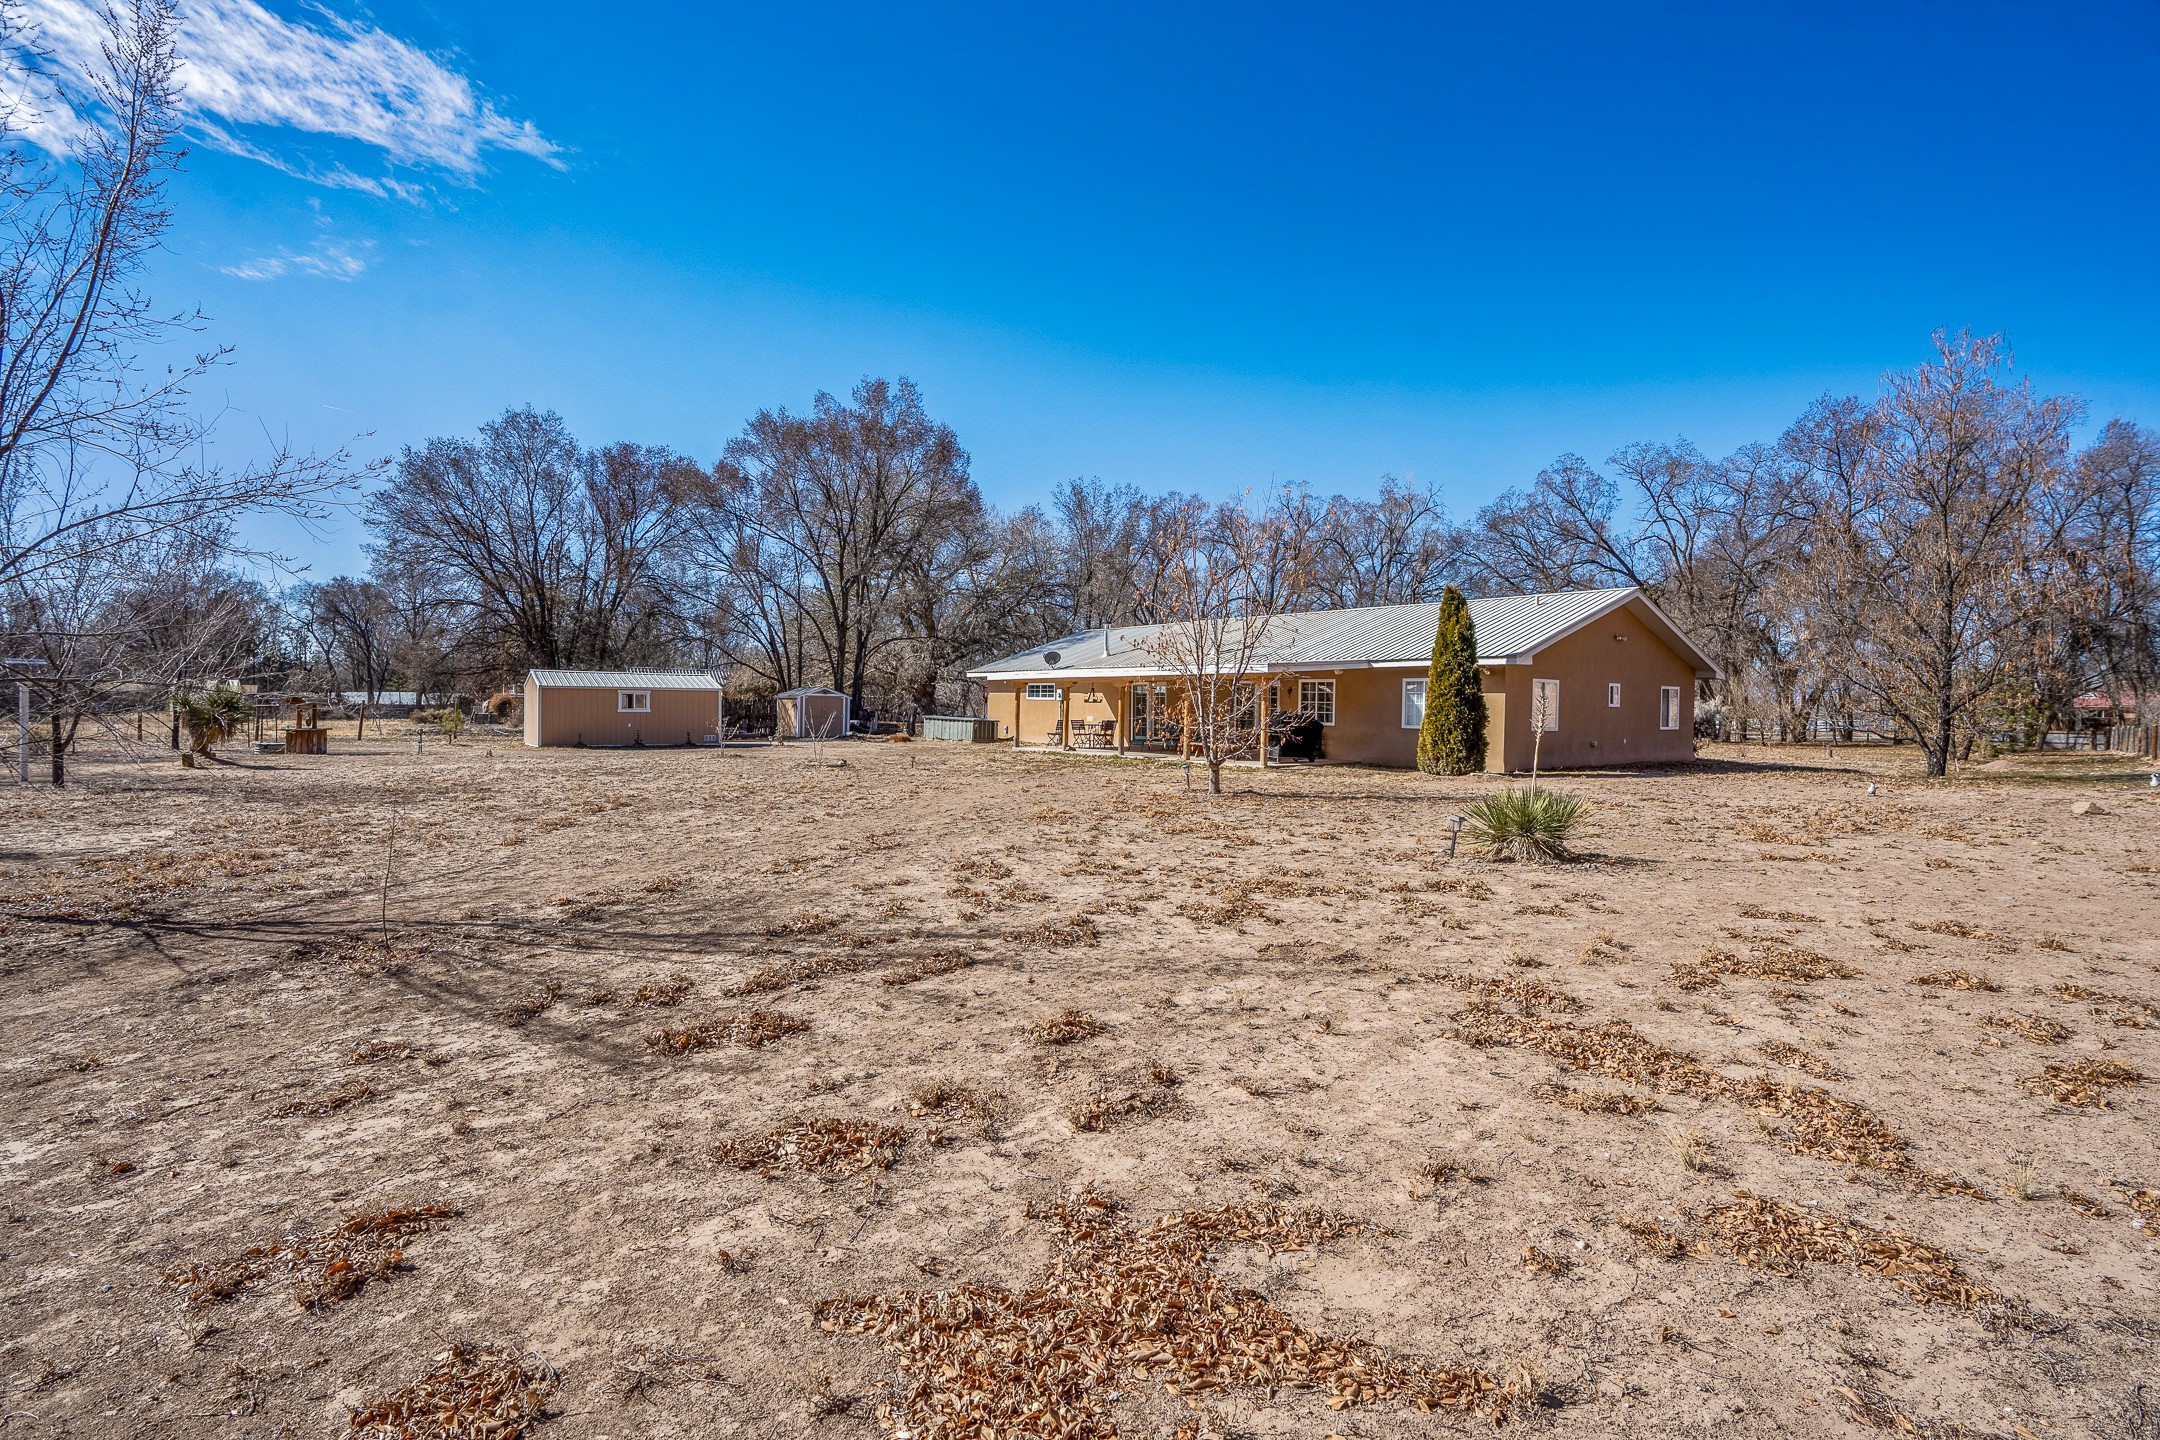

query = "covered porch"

[982,674,1324,763]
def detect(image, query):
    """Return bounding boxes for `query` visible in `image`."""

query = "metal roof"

[528,669,722,690]
[965,587,1720,680]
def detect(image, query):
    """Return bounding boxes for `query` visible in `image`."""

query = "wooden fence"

[2109,722,2158,759]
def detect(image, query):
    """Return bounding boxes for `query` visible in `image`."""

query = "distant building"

[966,586,1718,771]
[523,670,724,748]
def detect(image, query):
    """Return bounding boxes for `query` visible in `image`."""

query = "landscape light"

[1445,812,1465,858]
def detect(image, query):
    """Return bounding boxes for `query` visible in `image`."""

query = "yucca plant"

[176,686,252,758]
[1460,786,1589,863]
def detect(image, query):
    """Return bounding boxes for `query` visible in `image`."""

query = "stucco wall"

[1497,600,1697,769]
[528,685,722,747]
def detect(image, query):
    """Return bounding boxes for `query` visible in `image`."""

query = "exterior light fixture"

[1445,813,1465,858]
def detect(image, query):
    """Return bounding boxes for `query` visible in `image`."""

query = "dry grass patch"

[1670,943,1859,991]
[714,1117,908,1181]
[882,951,973,986]
[817,1194,1501,1438]
[630,974,693,1007]
[349,1342,558,1440]
[1532,1082,1655,1115]
[2048,983,2160,1028]
[645,1008,808,1055]
[765,909,838,937]
[273,1078,379,1117]
[1739,904,1819,924]
[1760,1039,1849,1080]
[1068,1062,1184,1132]
[1429,970,1582,1015]
[727,953,881,996]
[1910,970,2001,993]
[1520,1244,1569,1277]
[498,979,563,1027]
[1027,1007,1107,1046]
[906,1082,1008,1138]
[1615,1217,1689,1259]
[168,1204,458,1309]
[2112,1183,2160,1234]
[1699,1191,1995,1308]
[2057,1186,2113,1218]
[1977,1012,2071,1044]
[2019,1058,2146,1109]
[1909,918,1998,941]
[1448,1003,1977,1194]
[292,932,434,976]
[1022,912,1102,948]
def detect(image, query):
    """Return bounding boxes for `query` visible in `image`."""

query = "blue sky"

[23,1,2160,578]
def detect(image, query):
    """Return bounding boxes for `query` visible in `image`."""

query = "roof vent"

[1044,650,1062,667]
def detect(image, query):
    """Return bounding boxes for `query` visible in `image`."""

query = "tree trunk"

[49,710,64,788]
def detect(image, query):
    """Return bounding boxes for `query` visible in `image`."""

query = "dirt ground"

[2,721,2157,1440]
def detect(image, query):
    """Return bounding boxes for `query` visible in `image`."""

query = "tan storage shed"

[775,686,851,739]
[524,669,724,748]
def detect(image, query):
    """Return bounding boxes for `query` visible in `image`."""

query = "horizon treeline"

[274,331,2155,772]
[7,335,2157,777]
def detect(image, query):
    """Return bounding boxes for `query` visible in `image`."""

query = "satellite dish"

[1043,650,1063,666]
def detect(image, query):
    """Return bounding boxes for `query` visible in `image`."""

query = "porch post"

[1115,682,1127,755]
[1257,675,1269,769]
[1060,685,1071,749]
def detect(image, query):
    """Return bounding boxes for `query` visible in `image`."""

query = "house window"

[1607,683,1622,708]
[1024,683,1057,700]
[618,690,650,712]
[1531,678,1559,731]
[1401,678,1427,729]
[1299,679,1336,726]
[1660,685,1682,730]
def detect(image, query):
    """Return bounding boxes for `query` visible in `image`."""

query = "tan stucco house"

[524,669,724,747]
[965,586,1718,771]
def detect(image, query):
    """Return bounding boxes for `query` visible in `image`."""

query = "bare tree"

[0,0,359,591]
[1137,497,1308,795]
[367,408,693,676]
[703,378,977,709]
[1310,476,1459,608]
[1797,331,2079,775]
[300,576,394,737]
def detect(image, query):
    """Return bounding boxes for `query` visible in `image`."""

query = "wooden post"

[1180,689,1191,761]
[1116,682,1126,755]
[1060,685,1070,749]
[1257,676,1269,768]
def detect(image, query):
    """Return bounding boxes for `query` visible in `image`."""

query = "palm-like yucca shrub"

[1461,787,1589,863]
[177,686,252,757]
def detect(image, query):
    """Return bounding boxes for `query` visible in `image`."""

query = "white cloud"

[221,229,371,280]
[15,0,559,186]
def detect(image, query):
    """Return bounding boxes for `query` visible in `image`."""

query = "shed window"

[1660,685,1682,730]
[1298,679,1336,726]
[1024,683,1058,701]
[1401,678,1426,728]
[1607,682,1622,707]
[1531,678,1560,731]
[618,690,650,712]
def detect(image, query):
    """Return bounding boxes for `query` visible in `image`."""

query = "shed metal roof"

[965,587,1719,680]
[528,669,722,690]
